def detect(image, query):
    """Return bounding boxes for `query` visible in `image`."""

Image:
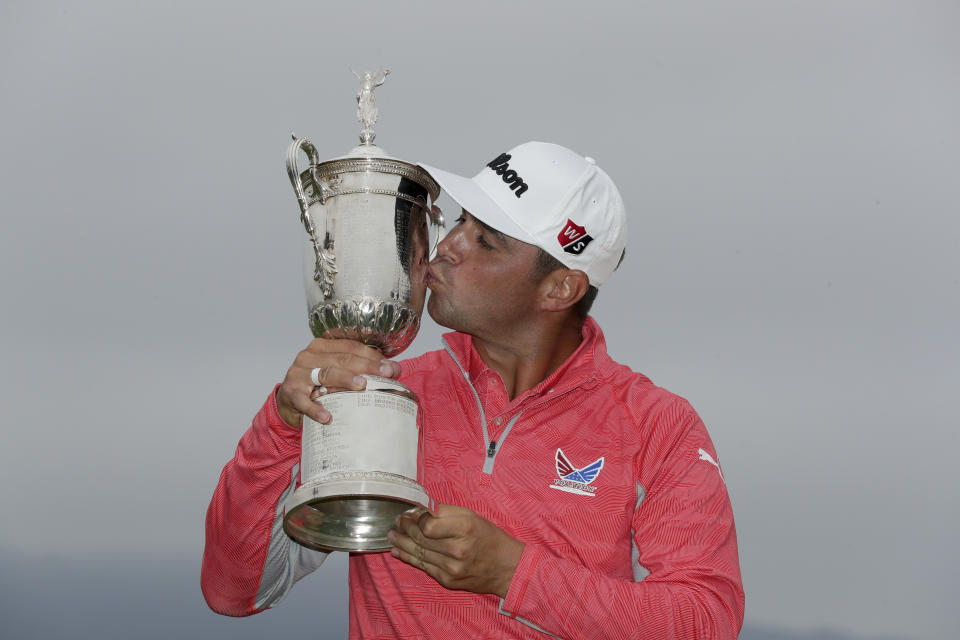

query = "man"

[202,142,745,638]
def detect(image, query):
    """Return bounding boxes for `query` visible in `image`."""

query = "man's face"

[425,210,542,337]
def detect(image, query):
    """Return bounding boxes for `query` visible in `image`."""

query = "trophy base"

[283,472,431,553]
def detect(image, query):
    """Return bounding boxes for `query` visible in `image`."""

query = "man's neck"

[472,316,584,401]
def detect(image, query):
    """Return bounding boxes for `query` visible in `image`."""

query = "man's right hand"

[275,338,402,429]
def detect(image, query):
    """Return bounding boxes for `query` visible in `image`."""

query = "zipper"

[482,413,523,474]
[441,338,596,476]
[480,382,593,475]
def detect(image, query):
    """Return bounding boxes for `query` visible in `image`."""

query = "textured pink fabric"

[201,388,300,616]
[203,318,744,638]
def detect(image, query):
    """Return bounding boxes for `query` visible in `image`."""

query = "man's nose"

[432,226,463,264]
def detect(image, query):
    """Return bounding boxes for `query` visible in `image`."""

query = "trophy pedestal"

[282,376,431,553]
[284,473,431,552]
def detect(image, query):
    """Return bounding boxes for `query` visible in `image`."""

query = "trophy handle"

[287,134,338,297]
[428,203,445,261]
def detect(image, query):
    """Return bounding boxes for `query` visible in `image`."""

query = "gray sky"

[1,1,957,639]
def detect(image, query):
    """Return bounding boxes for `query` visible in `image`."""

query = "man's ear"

[539,270,590,312]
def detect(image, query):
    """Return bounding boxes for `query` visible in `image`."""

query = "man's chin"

[425,294,456,331]
[425,294,440,322]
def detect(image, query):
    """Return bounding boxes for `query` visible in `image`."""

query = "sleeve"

[201,385,329,617]
[499,406,744,639]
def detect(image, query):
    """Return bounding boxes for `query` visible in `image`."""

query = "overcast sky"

[1,2,957,639]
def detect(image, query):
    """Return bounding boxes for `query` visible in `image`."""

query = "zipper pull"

[487,440,497,457]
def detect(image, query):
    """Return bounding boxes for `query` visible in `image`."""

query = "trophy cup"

[282,69,443,552]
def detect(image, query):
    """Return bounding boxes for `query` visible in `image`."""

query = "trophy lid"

[301,68,438,199]
[342,142,393,159]
[301,68,438,200]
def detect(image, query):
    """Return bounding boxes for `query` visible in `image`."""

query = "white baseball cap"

[418,141,627,287]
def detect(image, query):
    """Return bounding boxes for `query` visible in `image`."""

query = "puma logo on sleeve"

[698,448,724,483]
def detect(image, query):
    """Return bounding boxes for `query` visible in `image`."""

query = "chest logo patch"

[549,448,604,497]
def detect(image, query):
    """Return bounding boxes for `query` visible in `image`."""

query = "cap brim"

[418,163,539,246]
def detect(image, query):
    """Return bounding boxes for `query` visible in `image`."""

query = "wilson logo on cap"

[557,219,594,255]
[486,153,529,198]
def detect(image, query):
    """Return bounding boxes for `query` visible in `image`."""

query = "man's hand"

[387,503,525,598]
[275,338,402,428]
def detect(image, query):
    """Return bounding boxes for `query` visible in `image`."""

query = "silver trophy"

[282,69,443,552]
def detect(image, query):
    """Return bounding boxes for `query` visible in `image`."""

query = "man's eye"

[476,234,494,250]
[454,216,465,225]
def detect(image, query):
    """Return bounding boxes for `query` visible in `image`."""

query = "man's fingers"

[390,545,448,583]
[291,387,332,424]
[389,528,459,572]
[394,512,431,546]
[397,510,465,541]
[296,357,399,391]
[389,505,522,596]
[379,359,402,378]
[304,339,400,379]
[276,338,402,428]
[304,366,367,393]
[432,503,470,518]
[393,515,463,562]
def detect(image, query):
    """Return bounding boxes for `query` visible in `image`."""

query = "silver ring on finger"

[310,367,324,387]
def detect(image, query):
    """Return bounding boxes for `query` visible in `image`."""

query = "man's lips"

[425,265,442,288]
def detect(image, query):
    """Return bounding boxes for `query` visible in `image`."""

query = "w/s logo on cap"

[558,219,594,255]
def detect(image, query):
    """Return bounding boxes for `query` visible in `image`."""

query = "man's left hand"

[387,503,524,598]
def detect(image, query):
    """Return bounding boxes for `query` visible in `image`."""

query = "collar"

[441,316,609,401]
